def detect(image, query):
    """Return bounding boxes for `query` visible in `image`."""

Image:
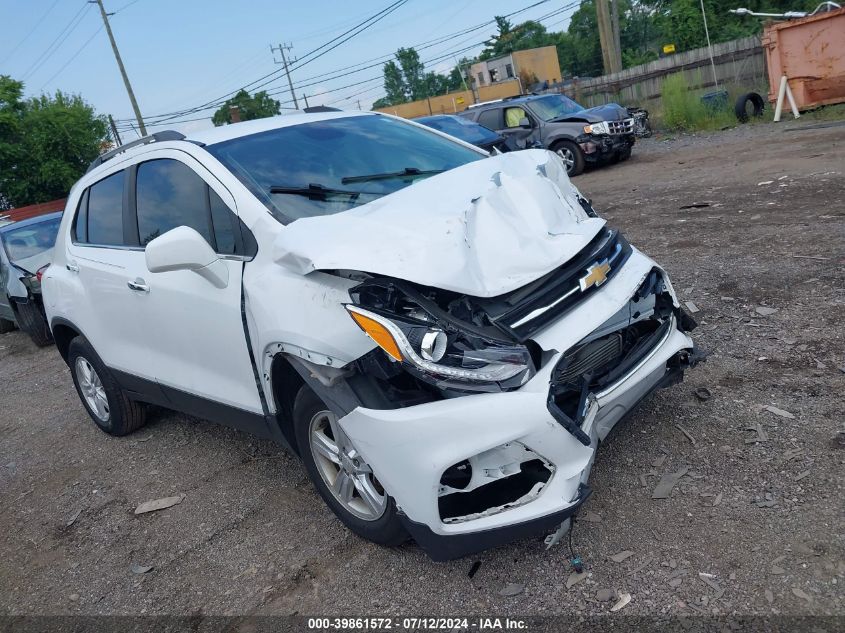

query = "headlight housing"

[584,121,610,135]
[345,304,535,392]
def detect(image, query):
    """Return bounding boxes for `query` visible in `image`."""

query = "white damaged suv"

[43,110,702,560]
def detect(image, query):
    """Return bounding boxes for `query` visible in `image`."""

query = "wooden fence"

[556,36,767,108]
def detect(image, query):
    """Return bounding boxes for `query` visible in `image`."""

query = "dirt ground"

[1,119,843,621]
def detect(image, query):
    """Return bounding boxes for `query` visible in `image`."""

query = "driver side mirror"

[145,226,229,289]
[518,117,532,129]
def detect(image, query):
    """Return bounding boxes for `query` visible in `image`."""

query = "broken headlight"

[345,304,534,392]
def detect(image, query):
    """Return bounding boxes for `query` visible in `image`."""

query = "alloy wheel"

[75,357,110,422]
[308,410,387,521]
[556,147,575,173]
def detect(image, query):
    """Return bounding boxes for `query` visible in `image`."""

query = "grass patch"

[795,103,845,122]
[655,72,738,132]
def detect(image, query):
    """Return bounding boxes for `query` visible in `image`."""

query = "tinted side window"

[136,159,212,246]
[87,171,125,246]
[209,189,236,255]
[477,109,503,130]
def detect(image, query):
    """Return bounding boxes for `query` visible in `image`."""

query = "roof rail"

[302,105,341,113]
[86,130,187,173]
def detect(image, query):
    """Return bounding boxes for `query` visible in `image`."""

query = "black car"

[414,114,511,153]
[459,94,635,176]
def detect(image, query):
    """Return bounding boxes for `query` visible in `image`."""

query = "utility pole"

[610,0,621,70]
[356,100,362,111]
[303,94,309,108]
[91,0,146,135]
[595,0,622,75]
[107,114,122,146]
[271,43,299,109]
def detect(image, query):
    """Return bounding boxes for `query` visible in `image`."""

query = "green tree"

[375,47,466,108]
[481,17,554,60]
[0,76,108,209]
[396,48,427,101]
[212,89,280,126]
[382,60,407,105]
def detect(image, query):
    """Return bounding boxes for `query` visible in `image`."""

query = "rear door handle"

[127,278,149,293]
[66,262,79,273]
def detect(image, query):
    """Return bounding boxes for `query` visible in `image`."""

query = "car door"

[129,151,263,415]
[500,105,540,150]
[66,167,155,376]
[477,106,537,151]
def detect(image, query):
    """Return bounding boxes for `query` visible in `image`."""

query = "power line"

[21,2,91,81]
[117,0,573,127]
[0,0,62,65]
[39,25,103,90]
[138,0,410,126]
[126,4,574,126]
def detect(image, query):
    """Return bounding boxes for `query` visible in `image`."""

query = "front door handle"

[67,261,79,273]
[127,278,149,293]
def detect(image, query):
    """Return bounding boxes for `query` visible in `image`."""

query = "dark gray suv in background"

[459,94,635,176]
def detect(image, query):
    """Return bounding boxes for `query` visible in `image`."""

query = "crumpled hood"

[273,149,605,298]
[555,103,629,124]
[583,103,629,121]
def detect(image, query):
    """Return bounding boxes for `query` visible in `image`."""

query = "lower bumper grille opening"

[438,457,553,524]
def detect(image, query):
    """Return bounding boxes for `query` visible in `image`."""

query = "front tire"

[14,300,52,346]
[552,140,585,176]
[68,336,146,436]
[293,385,407,546]
[0,317,15,333]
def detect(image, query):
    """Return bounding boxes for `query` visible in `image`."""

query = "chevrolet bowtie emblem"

[579,260,611,291]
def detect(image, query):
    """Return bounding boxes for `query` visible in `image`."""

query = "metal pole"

[91,0,146,135]
[303,94,309,108]
[454,56,469,91]
[699,0,719,89]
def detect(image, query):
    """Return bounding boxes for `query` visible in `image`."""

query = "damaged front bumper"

[579,133,635,163]
[337,249,699,561]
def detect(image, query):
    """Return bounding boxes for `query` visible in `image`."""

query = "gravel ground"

[1,119,843,620]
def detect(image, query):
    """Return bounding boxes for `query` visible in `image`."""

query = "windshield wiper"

[269,183,365,200]
[341,167,444,184]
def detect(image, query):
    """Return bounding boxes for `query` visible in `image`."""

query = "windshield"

[527,95,585,121]
[1,216,61,264]
[207,114,485,222]
[417,116,500,146]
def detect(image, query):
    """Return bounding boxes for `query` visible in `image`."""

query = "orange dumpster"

[762,7,845,110]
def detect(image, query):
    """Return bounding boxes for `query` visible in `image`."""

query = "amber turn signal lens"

[348,310,403,362]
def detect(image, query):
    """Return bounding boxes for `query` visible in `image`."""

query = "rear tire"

[551,140,585,177]
[293,385,408,547]
[14,300,52,346]
[67,336,146,436]
[0,318,15,333]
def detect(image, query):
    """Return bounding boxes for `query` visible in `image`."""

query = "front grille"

[477,228,632,341]
[607,118,634,135]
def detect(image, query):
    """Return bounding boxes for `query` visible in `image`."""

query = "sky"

[0,0,576,140]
